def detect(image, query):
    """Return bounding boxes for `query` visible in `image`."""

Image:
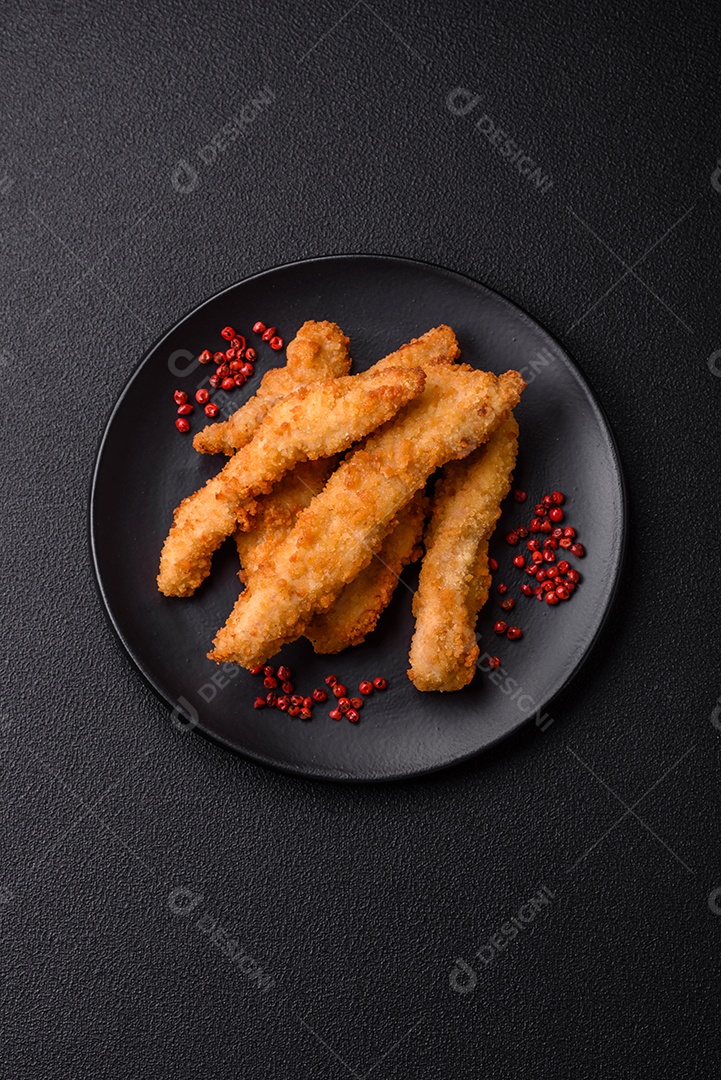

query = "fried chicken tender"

[235,458,335,585]
[407,415,519,692]
[369,324,459,372]
[157,366,426,597]
[306,492,427,654]
[193,320,352,455]
[209,365,525,667]
[234,324,459,591]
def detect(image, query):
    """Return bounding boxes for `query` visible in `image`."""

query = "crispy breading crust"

[306,492,428,653]
[209,366,525,667]
[199,322,458,457]
[407,415,519,692]
[233,325,459,629]
[157,367,426,597]
[193,320,352,455]
[369,325,459,372]
[235,458,335,585]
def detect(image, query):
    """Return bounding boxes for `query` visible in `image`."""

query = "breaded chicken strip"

[234,325,458,594]
[193,320,351,455]
[196,323,458,457]
[157,366,426,597]
[232,325,459,640]
[407,415,519,692]
[235,458,335,585]
[306,492,427,654]
[209,365,525,667]
[369,324,459,372]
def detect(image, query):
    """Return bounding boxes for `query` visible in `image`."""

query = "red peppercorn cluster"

[492,619,523,641]
[203,326,256,393]
[494,489,585,611]
[483,490,586,650]
[252,322,284,351]
[249,665,387,723]
[172,319,285,434]
[251,663,313,719]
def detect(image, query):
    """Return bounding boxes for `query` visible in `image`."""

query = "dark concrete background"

[1,0,720,1075]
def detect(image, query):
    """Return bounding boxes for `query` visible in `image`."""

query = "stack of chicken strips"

[157,321,525,692]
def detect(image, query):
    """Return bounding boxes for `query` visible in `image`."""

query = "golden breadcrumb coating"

[235,458,335,585]
[306,492,428,653]
[407,415,519,691]
[193,320,352,455]
[368,324,459,372]
[157,367,426,597]
[209,365,525,667]
[234,324,458,584]
[232,325,459,638]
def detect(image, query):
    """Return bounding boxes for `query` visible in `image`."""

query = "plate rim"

[88,252,628,783]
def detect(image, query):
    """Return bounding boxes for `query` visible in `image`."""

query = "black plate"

[90,256,625,782]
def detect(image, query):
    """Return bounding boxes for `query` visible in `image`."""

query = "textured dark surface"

[1,0,720,1076]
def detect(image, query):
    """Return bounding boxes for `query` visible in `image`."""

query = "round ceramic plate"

[90,255,625,782]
